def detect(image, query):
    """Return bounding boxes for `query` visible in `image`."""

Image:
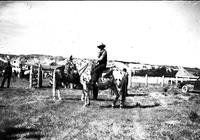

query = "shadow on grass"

[190,90,200,94]
[92,98,113,102]
[60,97,113,102]
[126,93,149,97]
[0,88,33,97]
[61,97,81,101]
[100,103,160,109]
[0,104,6,108]
[0,127,44,140]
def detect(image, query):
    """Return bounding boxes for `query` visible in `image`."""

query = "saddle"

[97,67,114,89]
[100,67,113,78]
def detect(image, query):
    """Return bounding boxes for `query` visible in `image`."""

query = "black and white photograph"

[0,1,200,139]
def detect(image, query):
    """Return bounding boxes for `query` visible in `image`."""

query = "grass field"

[0,77,200,140]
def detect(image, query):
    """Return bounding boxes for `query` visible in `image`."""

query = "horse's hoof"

[83,103,90,107]
[111,104,116,108]
[86,102,90,106]
[120,105,124,109]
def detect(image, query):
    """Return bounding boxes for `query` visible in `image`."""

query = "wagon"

[178,78,200,93]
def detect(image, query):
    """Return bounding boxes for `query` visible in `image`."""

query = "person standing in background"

[1,61,12,88]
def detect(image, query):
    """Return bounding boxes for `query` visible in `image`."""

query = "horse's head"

[65,61,77,75]
[90,60,97,75]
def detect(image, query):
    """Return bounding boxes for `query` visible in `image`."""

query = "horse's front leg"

[83,91,90,107]
[57,89,61,100]
[53,89,61,101]
[82,83,90,107]
[53,88,56,101]
[81,82,87,102]
[85,90,90,106]
[81,89,85,101]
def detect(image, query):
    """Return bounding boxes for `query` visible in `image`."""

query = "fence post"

[29,65,33,88]
[19,63,22,78]
[161,75,164,87]
[145,74,148,87]
[176,76,178,86]
[37,64,42,88]
[52,69,56,98]
[128,70,132,89]
[157,77,159,84]
[170,77,173,85]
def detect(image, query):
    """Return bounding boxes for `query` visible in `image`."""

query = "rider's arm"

[97,50,107,62]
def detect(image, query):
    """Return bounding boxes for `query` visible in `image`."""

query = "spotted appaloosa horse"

[53,61,128,107]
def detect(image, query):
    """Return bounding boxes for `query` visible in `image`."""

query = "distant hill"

[113,60,140,64]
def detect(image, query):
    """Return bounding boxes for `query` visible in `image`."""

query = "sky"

[0,1,200,68]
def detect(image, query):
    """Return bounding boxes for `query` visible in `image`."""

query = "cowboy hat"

[97,43,106,49]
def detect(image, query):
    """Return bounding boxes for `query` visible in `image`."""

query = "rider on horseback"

[90,43,107,88]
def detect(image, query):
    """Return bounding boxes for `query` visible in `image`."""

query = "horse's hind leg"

[119,90,125,108]
[112,88,119,107]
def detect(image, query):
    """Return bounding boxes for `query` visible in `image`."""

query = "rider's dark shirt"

[98,49,107,65]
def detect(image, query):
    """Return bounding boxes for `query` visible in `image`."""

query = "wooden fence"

[29,64,74,89]
[128,74,197,88]
[29,64,55,88]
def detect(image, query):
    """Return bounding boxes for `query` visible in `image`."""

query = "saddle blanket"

[97,78,113,90]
